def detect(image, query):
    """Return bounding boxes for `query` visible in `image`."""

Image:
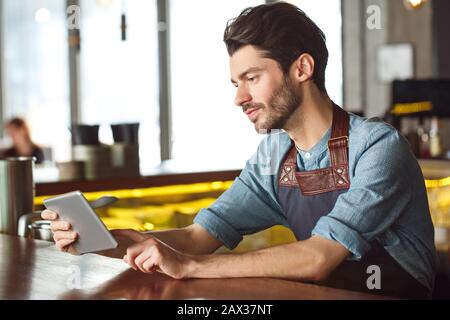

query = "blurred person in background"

[2,117,44,164]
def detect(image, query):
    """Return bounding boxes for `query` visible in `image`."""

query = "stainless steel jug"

[0,157,35,235]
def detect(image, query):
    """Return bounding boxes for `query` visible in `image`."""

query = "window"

[285,0,343,105]
[79,0,160,172]
[2,0,70,162]
[169,0,265,168]
[1,0,343,172]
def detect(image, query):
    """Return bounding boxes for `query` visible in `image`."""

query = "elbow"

[311,268,331,282]
[308,253,332,282]
[298,236,350,282]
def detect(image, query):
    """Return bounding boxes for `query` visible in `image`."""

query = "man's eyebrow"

[231,67,264,84]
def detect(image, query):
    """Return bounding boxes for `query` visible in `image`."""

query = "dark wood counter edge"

[35,169,242,196]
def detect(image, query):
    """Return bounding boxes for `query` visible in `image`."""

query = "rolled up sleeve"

[194,172,286,249]
[194,135,288,250]
[194,205,244,250]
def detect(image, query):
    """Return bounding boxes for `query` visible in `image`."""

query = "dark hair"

[223,2,328,92]
[7,117,26,129]
[6,117,34,144]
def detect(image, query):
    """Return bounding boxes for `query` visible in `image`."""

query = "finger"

[55,238,75,252]
[111,229,146,243]
[123,254,134,267]
[140,263,158,274]
[41,209,59,220]
[53,230,78,242]
[66,246,79,255]
[50,220,71,232]
[125,244,146,270]
[125,238,159,270]
[134,248,155,273]
[148,265,159,273]
[142,258,159,274]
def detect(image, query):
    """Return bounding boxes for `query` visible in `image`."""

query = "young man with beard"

[42,2,437,299]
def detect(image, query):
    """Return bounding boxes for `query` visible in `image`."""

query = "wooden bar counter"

[0,234,389,300]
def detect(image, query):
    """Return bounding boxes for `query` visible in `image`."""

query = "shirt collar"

[295,126,331,159]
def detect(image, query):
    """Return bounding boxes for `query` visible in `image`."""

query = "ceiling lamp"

[403,0,428,10]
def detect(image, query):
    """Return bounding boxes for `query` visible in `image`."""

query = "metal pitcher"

[0,157,35,235]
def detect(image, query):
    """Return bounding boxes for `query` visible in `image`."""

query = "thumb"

[111,229,146,242]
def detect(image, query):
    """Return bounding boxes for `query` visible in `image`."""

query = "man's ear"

[292,53,315,83]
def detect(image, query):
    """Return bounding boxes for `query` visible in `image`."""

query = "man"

[43,2,438,299]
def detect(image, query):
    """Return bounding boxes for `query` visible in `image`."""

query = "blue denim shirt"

[194,113,438,291]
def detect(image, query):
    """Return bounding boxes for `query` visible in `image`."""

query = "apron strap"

[328,104,349,168]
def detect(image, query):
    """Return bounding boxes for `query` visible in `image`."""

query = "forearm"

[187,240,323,282]
[145,224,222,255]
[144,228,192,252]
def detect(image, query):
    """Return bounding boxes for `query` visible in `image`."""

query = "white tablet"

[44,190,118,254]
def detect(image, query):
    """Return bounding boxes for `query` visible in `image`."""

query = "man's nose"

[234,86,252,107]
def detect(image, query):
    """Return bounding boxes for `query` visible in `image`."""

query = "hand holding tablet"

[43,191,118,254]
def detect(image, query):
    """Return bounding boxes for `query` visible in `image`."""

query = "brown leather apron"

[277,104,430,299]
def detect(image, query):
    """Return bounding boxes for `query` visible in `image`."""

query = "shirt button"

[336,168,343,174]
[338,180,344,185]
[283,177,289,182]
[304,152,311,159]
[286,167,291,172]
